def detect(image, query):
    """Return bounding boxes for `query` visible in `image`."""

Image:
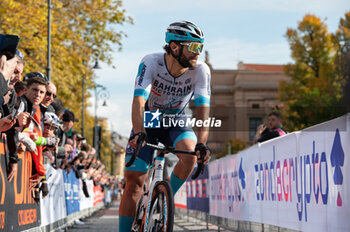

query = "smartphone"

[0,34,20,60]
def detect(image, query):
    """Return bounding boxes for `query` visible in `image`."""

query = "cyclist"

[119,20,211,231]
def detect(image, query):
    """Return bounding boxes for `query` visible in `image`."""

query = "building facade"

[111,131,128,178]
[205,58,289,154]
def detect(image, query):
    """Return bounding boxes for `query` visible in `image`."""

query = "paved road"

[66,201,231,232]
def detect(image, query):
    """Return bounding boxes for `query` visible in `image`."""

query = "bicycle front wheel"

[146,181,174,232]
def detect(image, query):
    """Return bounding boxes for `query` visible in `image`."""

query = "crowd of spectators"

[0,36,118,204]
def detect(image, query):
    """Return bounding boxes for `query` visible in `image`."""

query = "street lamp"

[81,59,101,137]
[93,84,110,160]
[47,0,52,81]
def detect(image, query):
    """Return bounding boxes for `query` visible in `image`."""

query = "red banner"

[93,185,103,206]
[0,136,40,231]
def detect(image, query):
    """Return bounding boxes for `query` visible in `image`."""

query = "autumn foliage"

[0,0,132,166]
[0,0,132,123]
[280,13,349,131]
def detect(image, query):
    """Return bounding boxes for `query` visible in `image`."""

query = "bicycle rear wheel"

[146,181,174,232]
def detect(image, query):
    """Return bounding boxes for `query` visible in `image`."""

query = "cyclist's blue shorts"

[125,118,197,173]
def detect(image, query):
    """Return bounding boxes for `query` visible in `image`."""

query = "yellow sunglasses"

[180,42,204,53]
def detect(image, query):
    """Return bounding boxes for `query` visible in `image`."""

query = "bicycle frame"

[143,153,166,232]
[127,135,204,232]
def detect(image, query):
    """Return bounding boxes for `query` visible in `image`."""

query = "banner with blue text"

[209,114,350,232]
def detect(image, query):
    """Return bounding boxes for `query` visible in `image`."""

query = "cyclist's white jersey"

[134,53,211,114]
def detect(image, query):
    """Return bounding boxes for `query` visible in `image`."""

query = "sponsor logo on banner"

[253,129,345,222]
[208,114,350,232]
[330,129,344,207]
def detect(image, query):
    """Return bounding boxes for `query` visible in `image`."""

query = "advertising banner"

[93,185,103,206]
[208,114,350,232]
[40,164,66,226]
[79,179,94,210]
[186,165,209,213]
[63,169,80,215]
[0,138,40,232]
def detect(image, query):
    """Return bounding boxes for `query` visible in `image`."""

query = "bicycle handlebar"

[191,143,207,180]
[125,132,147,167]
[125,132,205,179]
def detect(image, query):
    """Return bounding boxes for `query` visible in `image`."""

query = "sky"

[88,0,349,137]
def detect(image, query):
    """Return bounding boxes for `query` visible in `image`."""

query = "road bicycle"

[126,132,205,232]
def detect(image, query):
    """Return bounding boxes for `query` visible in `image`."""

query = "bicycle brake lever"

[191,145,207,179]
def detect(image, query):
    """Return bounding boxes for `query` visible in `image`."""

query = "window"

[252,103,260,109]
[249,117,262,141]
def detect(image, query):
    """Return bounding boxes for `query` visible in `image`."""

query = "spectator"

[51,99,65,118]
[55,110,78,168]
[8,51,25,90]
[75,133,85,151]
[14,81,26,97]
[61,110,78,138]
[42,112,62,165]
[254,111,287,143]
[0,55,18,97]
[19,76,48,197]
[66,138,76,162]
[41,81,56,113]
[81,143,91,153]
[2,51,28,182]
[0,51,23,115]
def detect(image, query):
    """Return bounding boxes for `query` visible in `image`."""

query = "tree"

[279,14,346,131]
[333,12,350,112]
[0,0,132,157]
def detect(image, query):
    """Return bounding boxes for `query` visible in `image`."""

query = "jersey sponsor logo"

[153,79,192,97]
[137,63,147,86]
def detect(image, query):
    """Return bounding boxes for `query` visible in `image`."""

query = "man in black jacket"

[0,53,30,181]
[254,111,288,143]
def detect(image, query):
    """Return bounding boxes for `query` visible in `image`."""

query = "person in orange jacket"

[18,75,48,200]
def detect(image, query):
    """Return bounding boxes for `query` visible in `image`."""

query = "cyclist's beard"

[178,53,197,68]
